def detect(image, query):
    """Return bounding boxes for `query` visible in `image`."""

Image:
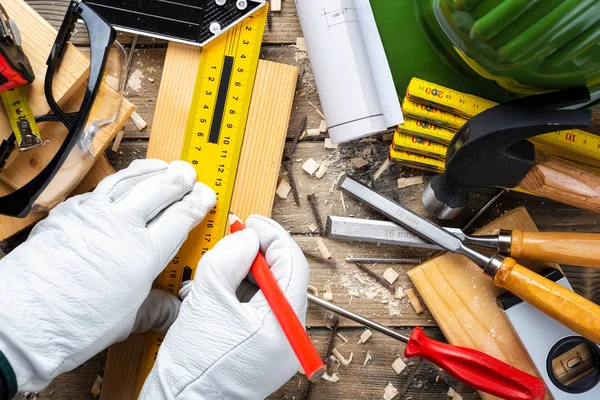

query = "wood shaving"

[373,159,390,181]
[91,375,103,397]
[358,329,372,344]
[406,288,424,314]
[332,348,353,366]
[391,357,407,374]
[275,179,291,199]
[111,130,125,152]
[340,191,347,215]
[324,138,339,149]
[323,284,333,301]
[319,119,328,133]
[308,101,326,119]
[295,37,307,52]
[130,110,147,131]
[315,164,328,179]
[271,0,282,11]
[447,387,463,400]
[363,352,372,366]
[397,176,424,189]
[383,383,399,400]
[350,157,369,169]
[306,128,321,137]
[394,286,405,299]
[354,273,366,284]
[308,223,318,233]
[302,158,320,176]
[382,132,394,141]
[337,332,349,343]
[382,268,399,285]
[316,238,332,259]
[307,285,319,296]
[322,372,340,382]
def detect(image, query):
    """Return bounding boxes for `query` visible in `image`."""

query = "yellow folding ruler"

[403,77,600,164]
[134,6,267,394]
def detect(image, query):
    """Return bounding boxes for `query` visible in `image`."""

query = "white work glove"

[139,216,310,400]
[0,159,216,392]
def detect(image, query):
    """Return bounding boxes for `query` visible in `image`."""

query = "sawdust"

[340,272,410,317]
[127,69,145,92]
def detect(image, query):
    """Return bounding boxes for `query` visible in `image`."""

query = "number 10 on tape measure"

[134,6,267,393]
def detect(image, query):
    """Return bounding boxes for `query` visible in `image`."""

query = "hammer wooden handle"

[493,258,600,344]
[510,230,600,268]
[517,154,600,213]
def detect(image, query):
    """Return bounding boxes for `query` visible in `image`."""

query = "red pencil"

[229,213,326,382]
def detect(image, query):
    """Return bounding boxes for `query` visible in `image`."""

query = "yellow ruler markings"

[392,130,447,160]
[404,78,600,164]
[134,7,267,394]
[402,98,468,130]
[389,147,446,173]
[406,77,497,119]
[397,117,455,145]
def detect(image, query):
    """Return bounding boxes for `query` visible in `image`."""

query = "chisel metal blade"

[326,216,443,249]
[338,177,490,266]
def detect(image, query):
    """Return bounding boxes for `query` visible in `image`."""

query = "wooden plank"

[2,0,89,141]
[232,60,298,219]
[407,207,552,400]
[0,154,116,241]
[101,53,297,399]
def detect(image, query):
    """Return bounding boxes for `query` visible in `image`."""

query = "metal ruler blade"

[134,7,267,394]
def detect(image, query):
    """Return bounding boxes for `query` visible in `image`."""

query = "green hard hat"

[371,0,600,104]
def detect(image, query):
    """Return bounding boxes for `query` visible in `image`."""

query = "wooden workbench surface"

[13,1,600,399]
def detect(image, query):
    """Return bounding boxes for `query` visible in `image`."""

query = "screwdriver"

[308,294,545,400]
[229,214,326,382]
[339,176,600,344]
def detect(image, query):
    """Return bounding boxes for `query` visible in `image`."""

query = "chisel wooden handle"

[516,154,600,214]
[510,230,600,268]
[493,258,600,344]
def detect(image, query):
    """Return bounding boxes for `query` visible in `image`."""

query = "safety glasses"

[0,0,125,217]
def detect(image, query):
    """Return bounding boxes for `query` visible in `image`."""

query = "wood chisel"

[339,176,600,344]
[307,294,546,400]
[327,216,600,268]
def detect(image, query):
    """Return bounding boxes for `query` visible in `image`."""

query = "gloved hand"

[0,159,216,392]
[140,215,310,400]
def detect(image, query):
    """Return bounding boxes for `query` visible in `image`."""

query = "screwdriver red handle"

[405,328,546,400]
[230,220,326,382]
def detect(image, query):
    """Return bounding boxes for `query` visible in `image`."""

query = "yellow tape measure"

[0,87,41,150]
[134,7,267,393]
[404,78,600,164]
